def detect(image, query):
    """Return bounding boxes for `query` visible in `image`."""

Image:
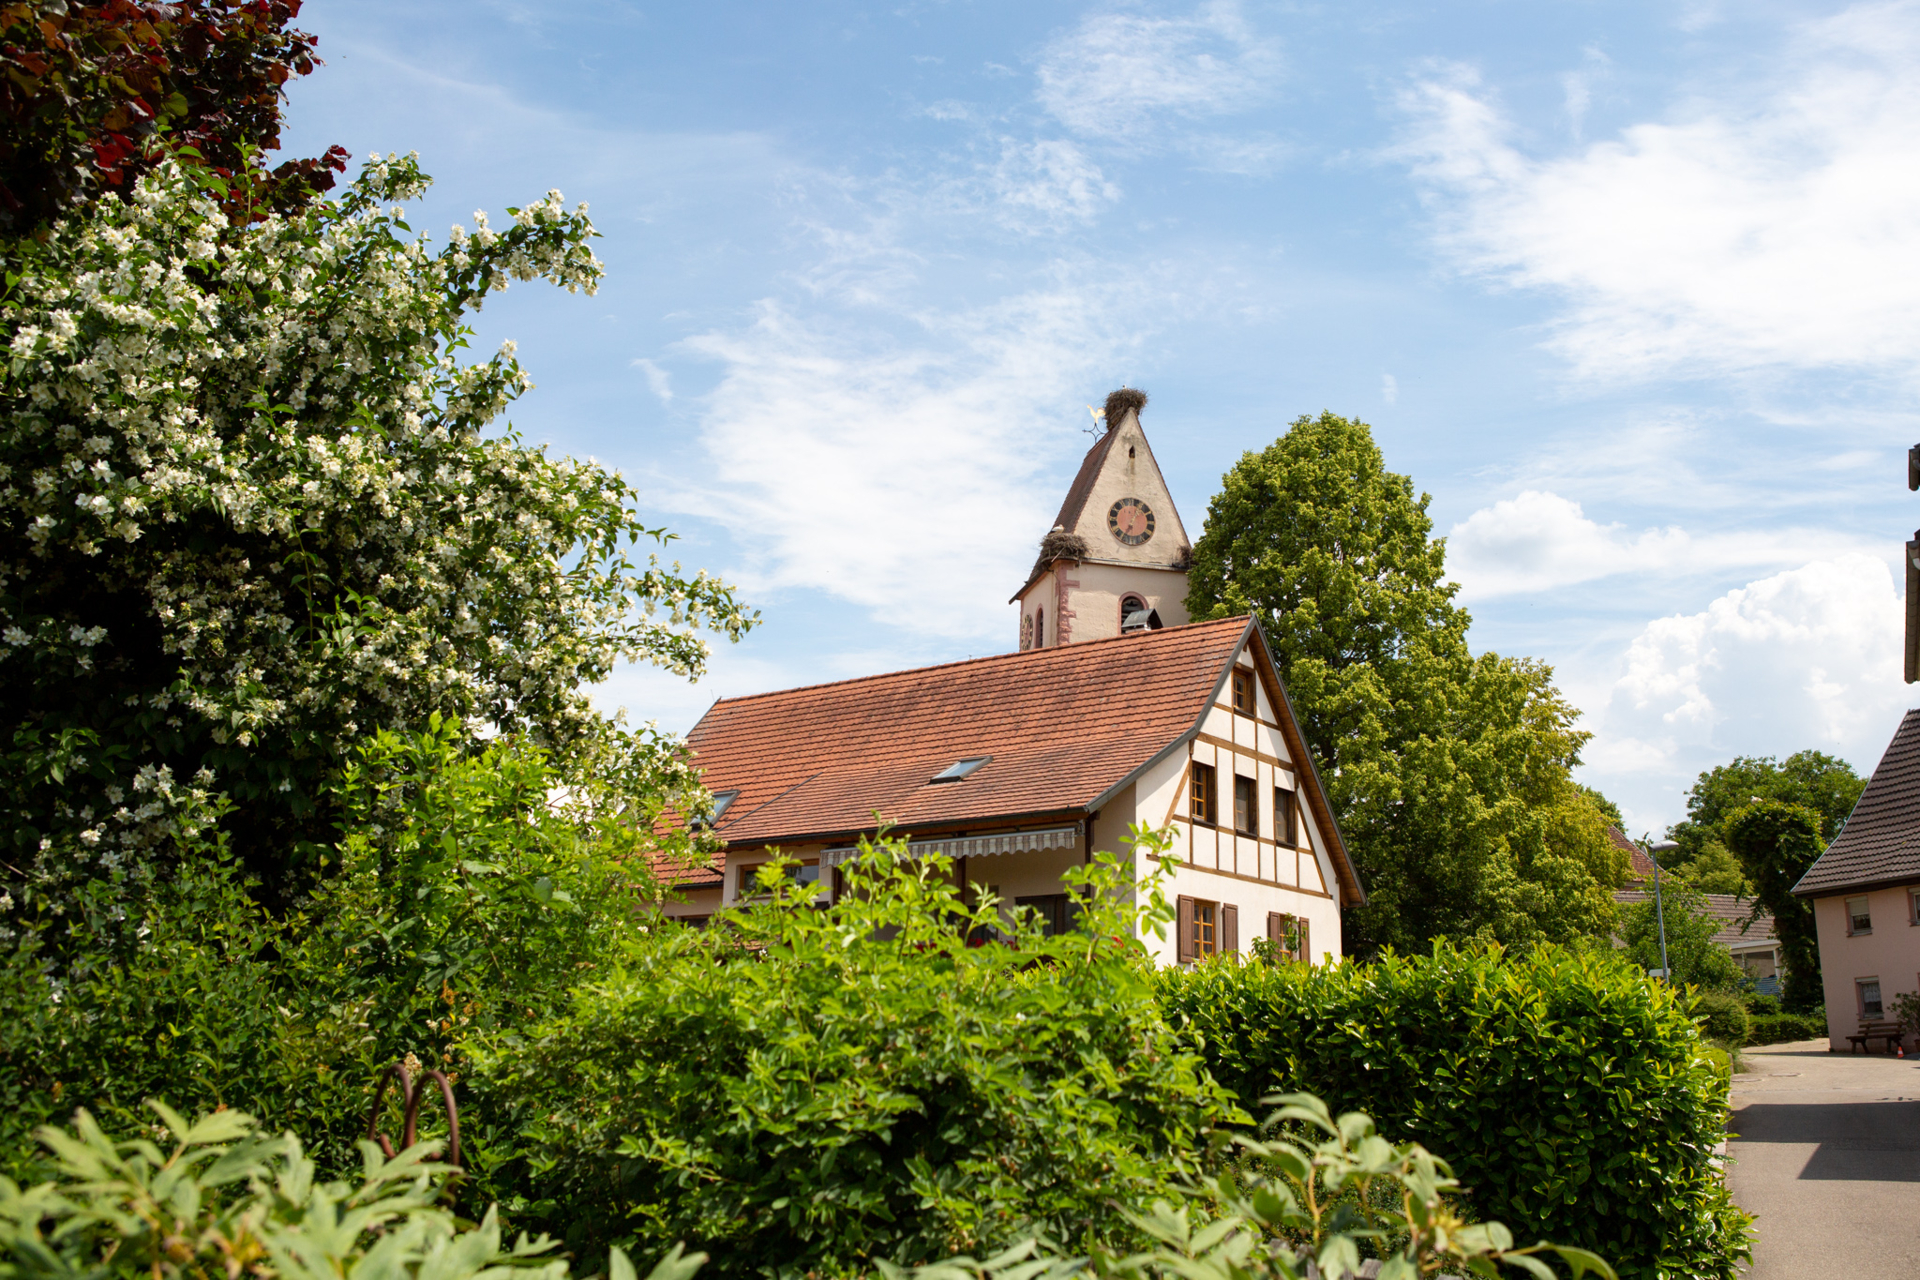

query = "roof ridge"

[703,614,1251,709]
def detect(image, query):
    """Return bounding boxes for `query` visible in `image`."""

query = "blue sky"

[281,0,1920,837]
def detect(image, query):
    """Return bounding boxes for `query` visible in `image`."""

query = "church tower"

[1012,388,1192,649]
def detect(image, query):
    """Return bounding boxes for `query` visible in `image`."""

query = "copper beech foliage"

[0,0,347,234]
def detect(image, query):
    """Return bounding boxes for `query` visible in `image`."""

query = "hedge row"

[1156,944,1749,1280]
[1746,1012,1827,1045]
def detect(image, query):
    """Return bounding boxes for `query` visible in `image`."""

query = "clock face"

[1108,497,1156,546]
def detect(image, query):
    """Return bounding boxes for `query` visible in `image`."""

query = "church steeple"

[1012,389,1192,649]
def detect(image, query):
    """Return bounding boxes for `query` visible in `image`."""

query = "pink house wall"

[1812,885,1920,1050]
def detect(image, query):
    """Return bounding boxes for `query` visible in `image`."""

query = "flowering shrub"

[0,152,753,899]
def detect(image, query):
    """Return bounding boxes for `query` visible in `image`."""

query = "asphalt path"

[1727,1039,1920,1278]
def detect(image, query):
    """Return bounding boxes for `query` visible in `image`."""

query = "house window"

[740,859,821,900]
[1036,607,1045,648]
[1266,912,1308,963]
[1847,896,1872,935]
[1190,762,1217,825]
[1231,669,1253,713]
[1859,978,1883,1018]
[1194,900,1216,955]
[1233,774,1257,835]
[1274,785,1298,846]
[1014,893,1076,936]
[1909,888,1919,925]
[1177,896,1239,962]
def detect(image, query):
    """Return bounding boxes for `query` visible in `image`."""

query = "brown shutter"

[1177,896,1195,963]
[1299,918,1311,965]
[1221,903,1238,955]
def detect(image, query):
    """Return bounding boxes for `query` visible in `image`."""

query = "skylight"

[930,756,990,783]
[693,789,739,830]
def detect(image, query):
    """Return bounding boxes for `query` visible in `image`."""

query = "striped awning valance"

[823,824,1078,868]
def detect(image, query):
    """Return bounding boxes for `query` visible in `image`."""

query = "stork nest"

[1103,387,1147,427]
[1039,530,1089,561]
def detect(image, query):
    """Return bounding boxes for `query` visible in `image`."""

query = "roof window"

[693,789,739,830]
[931,756,991,784]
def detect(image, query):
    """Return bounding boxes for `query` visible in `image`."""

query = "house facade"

[657,391,1364,963]
[1792,708,1920,1049]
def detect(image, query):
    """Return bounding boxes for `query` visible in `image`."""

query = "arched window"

[1119,594,1147,629]
[1036,607,1046,648]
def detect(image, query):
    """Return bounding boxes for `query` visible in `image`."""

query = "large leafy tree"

[1186,412,1624,954]
[1722,800,1825,1012]
[0,0,345,235]
[0,153,754,904]
[1668,751,1864,859]
[1662,751,1863,897]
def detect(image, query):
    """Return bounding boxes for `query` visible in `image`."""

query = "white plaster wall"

[1139,859,1341,968]
[1813,886,1920,1049]
[1073,415,1192,562]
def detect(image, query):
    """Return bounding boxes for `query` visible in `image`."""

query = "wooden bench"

[1846,1019,1908,1053]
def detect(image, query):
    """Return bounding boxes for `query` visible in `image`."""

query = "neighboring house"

[1610,826,1782,990]
[1791,708,1920,1050]
[1612,886,1781,992]
[654,392,1366,964]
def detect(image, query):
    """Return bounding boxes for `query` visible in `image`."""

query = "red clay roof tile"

[686,616,1251,849]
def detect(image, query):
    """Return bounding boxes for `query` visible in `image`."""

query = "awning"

[824,824,1079,869]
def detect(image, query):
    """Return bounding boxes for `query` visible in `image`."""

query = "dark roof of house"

[671,615,1362,905]
[1793,709,1920,897]
[1615,889,1776,949]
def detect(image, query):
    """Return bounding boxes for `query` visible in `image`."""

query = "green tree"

[1668,751,1864,863]
[1721,801,1825,1012]
[1619,879,1744,991]
[0,154,754,904]
[1577,783,1627,832]
[1671,840,1751,895]
[1185,412,1623,953]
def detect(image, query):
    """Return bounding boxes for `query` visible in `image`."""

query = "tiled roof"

[1051,425,1122,533]
[676,616,1362,904]
[1793,709,1920,897]
[1609,826,1662,882]
[1615,889,1776,949]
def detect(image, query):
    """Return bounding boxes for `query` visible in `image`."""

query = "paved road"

[1727,1039,1920,1278]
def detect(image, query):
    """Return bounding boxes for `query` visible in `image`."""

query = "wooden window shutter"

[1221,903,1238,955]
[1299,918,1310,964]
[1177,896,1195,963]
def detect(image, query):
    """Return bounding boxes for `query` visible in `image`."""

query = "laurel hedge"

[1156,944,1751,1280]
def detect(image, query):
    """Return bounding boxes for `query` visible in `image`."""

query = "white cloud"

[1577,554,1919,832]
[631,357,673,402]
[1381,372,1397,405]
[663,276,1154,641]
[1445,489,1870,598]
[1036,0,1281,143]
[1394,2,1920,382]
[989,139,1121,230]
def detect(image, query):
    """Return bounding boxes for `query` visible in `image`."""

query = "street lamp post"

[1649,839,1679,982]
